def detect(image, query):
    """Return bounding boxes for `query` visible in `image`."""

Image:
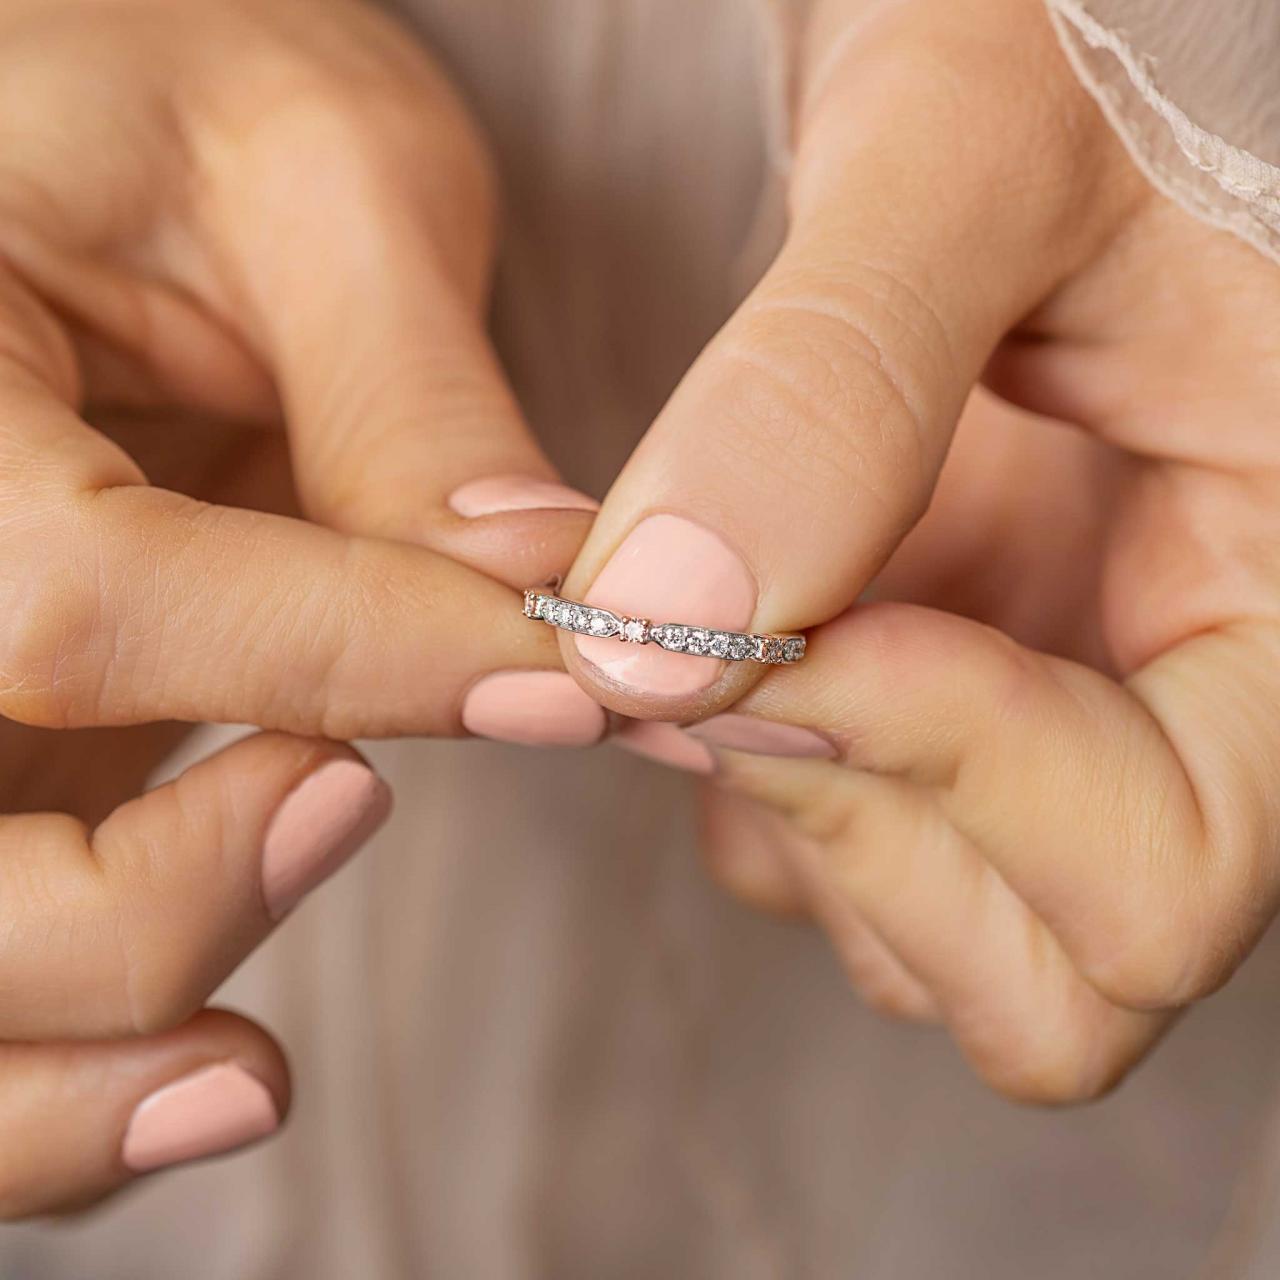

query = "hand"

[0,0,603,1217]
[560,0,1280,1100]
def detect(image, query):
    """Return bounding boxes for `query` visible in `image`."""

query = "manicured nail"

[448,474,600,517]
[686,714,836,759]
[615,720,716,774]
[122,1063,279,1173]
[261,759,392,921]
[577,514,756,697]
[462,670,607,747]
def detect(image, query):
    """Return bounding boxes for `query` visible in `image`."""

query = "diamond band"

[523,589,806,665]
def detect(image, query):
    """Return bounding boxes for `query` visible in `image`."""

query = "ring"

[523,588,806,664]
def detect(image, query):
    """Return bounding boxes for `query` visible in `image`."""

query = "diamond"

[589,611,618,637]
[727,634,755,661]
[709,632,732,658]
[764,638,785,663]
[685,628,711,656]
[783,637,806,663]
[649,624,681,651]
[622,618,649,644]
[570,606,592,632]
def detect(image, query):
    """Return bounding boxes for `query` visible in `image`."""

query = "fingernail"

[462,670,607,747]
[448,474,600,517]
[122,1063,279,1173]
[261,759,392,921]
[615,720,716,774]
[577,514,756,697]
[686,714,836,759]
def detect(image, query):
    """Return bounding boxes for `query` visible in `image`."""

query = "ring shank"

[523,590,805,665]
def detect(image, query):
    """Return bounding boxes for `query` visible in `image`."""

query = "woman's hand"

[559,0,1280,1100]
[0,0,603,1217]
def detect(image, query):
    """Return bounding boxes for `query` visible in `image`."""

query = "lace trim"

[1047,0,1280,261]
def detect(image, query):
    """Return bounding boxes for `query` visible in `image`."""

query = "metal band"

[523,589,805,664]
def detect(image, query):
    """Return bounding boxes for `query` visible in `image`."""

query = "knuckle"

[969,1029,1123,1108]
[234,37,496,228]
[0,498,104,728]
[730,272,943,536]
[1082,876,1250,1010]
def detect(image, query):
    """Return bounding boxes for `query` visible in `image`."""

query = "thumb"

[557,0,1136,717]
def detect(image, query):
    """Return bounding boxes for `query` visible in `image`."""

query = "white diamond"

[727,635,754,661]
[622,619,649,643]
[783,637,805,662]
[569,607,590,631]
[685,628,710,656]
[589,612,616,637]
[709,633,732,658]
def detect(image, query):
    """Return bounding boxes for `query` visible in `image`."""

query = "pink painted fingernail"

[615,720,716,774]
[122,1063,279,1173]
[462,670,607,747]
[577,514,756,697]
[448,474,600,517]
[686,714,836,759]
[261,759,392,921]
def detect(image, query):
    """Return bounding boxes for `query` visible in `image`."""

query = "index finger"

[0,355,565,739]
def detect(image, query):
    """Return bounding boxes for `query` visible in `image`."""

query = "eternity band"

[523,589,806,665]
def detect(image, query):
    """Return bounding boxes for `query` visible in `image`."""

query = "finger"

[0,347,576,737]
[0,1008,287,1220]
[720,603,1280,1013]
[698,787,810,918]
[713,753,1164,1102]
[207,39,598,588]
[699,788,939,1021]
[0,730,389,1040]
[558,0,1138,719]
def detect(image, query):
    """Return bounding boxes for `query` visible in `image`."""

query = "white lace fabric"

[1047,0,1280,262]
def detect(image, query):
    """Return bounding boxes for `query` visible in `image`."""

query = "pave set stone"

[523,590,805,664]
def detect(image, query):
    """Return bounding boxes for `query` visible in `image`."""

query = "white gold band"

[523,589,806,665]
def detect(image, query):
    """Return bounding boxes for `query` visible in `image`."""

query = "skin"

[558,0,1280,1106]
[5,0,1279,1219]
[0,0,597,1216]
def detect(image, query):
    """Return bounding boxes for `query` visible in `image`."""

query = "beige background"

[7,1,1280,1275]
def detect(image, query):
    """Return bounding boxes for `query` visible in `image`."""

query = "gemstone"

[622,618,649,643]
[685,628,711,656]
[589,611,618,637]
[783,637,805,663]
[765,638,785,663]
[727,634,755,661]
[652,624,685,651]
[709,633,732,658]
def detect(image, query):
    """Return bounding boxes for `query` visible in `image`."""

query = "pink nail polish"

[615,720,716,774]
[261,759,392,921]
[122,1063,279,1173]
[686,714,836,759]
[461,670,607,747]
[577,514,756,697]
[448,474,600,517]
